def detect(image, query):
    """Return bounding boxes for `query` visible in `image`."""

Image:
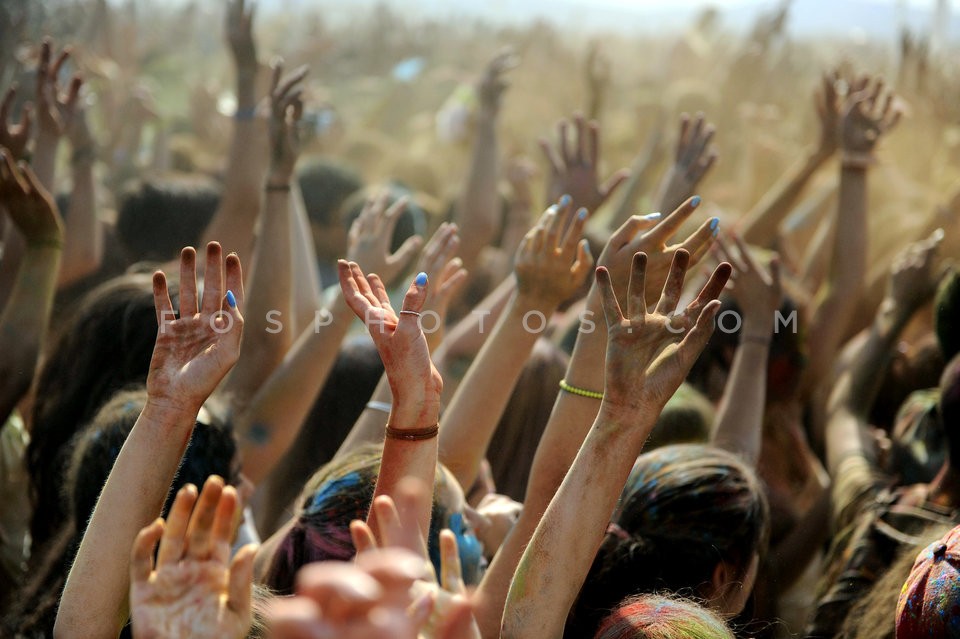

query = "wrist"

[877,297,914,335]
[389,396,441,429]
[595,400,657,433]
[142,396,201,427]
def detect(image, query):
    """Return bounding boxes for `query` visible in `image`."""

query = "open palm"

[147,243,244,415]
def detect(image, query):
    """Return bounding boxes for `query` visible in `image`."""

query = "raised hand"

[338,260,441,422]
[596,250,730,413]
[886,229,945,315]
[347,191,423,287]
[0,86,33,160]
[34,39,83,140]
[0,148,63,247]
[267,61,308,183]
[813,70,841,158]
[226,0,258,72]
[598,196,718,305]
[715,233,782,331]
[130,477,257,639]
[514,196,594,308]
[539,114,628,214]
[654,112,718,214]
[148,243,244,417]
[415,222,468,349]
[840,75,902,158]
[477,49,518,117]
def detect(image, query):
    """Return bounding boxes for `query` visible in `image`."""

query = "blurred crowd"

[2,0,960,637]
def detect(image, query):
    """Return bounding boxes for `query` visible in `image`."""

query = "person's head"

[487,339,569,501]
[896,523,960,639]
[938,352,960,469]
[116,174,220,263]
[297,158,364,259]
[838,524,953,639]
[28,273,178,553]
[569,445,768,636]
[595,595,735,639]
[263,446,482,595]
[8,388,239,638]
[935,270,960,361]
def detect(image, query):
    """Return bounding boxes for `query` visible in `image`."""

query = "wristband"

[559,379,604,400]
[265,183,291,193]
[841,152,875,170]
[385,423,439,441]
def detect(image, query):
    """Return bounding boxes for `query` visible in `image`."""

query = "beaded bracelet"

[559,379,604,400]
[385,423,439,441]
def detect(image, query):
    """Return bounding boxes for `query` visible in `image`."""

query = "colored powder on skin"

[304,471,362,515]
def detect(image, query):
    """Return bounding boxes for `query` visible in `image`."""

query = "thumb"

[227,543,258,618]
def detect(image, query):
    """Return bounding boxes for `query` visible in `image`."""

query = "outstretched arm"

[218,62,307,417]
[740,72,840,247]
[58,106,103,287]
[472,198,718,638]
[56,243,244,639]
[455,51,517,273]
[710,234,782,466]
[200,0,267,259]
[826,232,942,476]
[804,75,902,398]
[502,252,729,639]
[439,197,593,491]
[0,152,64,424]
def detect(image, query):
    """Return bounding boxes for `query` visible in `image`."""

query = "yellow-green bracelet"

[559,378,604,400]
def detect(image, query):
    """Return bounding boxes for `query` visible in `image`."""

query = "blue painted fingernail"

[560,194,572,206]
[578,208,588,220]
[691,195,701,207]
[415,272,428,287]
[642,212,662,221]
[226,290,237,308]
[710,217,719,235]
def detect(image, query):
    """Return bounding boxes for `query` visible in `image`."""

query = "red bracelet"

[385,423,439,441]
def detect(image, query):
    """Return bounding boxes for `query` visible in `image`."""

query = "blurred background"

[3,0,959,266]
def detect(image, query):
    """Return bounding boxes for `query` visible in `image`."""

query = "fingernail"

[415,272,428,287]
[691,195,701,208]
[560,194,572,206]
[578,208,588,220]
[710,218,719,236]
[642,212,662,221]
[226,290,237,308]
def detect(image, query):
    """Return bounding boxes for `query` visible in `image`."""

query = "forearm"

[201,119,268,259]
[33,132,60,192]
[741,150,828,247]
[456,115,500,272]
[473,305,605,639]
[439,296,549,490]
[56,401,198,639]
[59,159,102,287]
[221,188,293,408]
[232,294,353,484]
[289,185,323,334]
[0,247,61,421]
[711,318,771,466]
[368,394,441,545]
[803,165,868,392]
[502,407,652,638]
